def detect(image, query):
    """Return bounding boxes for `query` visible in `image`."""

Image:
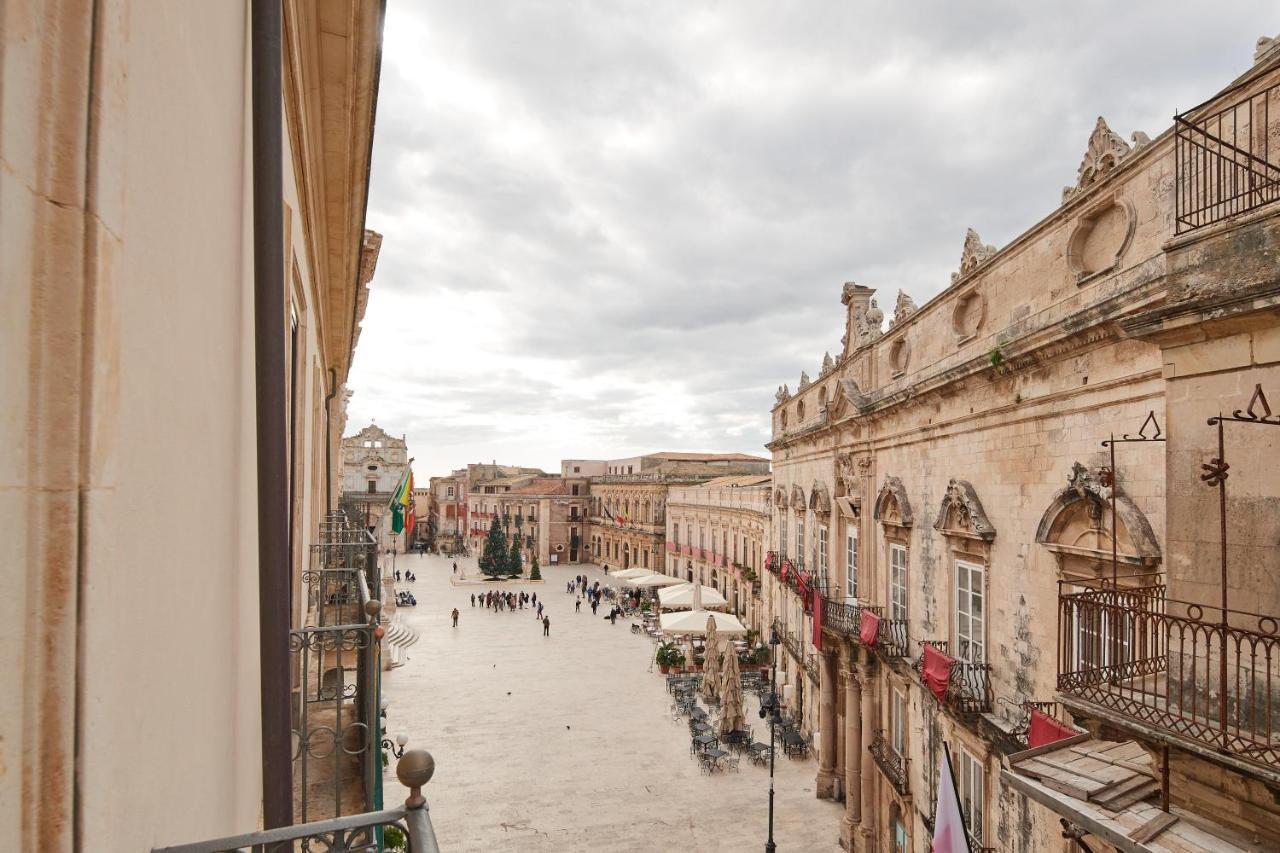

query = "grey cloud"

[349,0,1276,475]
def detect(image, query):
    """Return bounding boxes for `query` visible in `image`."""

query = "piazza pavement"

[380,552,844,852]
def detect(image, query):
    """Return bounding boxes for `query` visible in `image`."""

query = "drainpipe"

[251,0,292,829]
[324,367,337,511]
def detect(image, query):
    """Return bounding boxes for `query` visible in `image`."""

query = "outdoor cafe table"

[782,730,808,757]
[692,733,718,751]
[701,746,728,772]
[722,729,751,750]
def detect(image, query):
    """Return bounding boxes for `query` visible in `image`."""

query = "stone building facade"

[664,475,773,637]
[339,423,410,550]
[3,2,385,847]
[587,453,770,574]
[469,476,591,570]
[428,469,468,552]
[768,43,1280,853]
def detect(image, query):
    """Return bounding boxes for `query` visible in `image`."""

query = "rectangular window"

[673,523,679,546]
[571,484,579,495]
[890,688,907,756]
[447,486,454,498]
[796,515,805,564]
[818,525,828,578]
[845,527,858,601]
[570,506,579,520]
[573,466,580,473]
[889,544,908,622]
[367,480,376,493]
[959,748,985,845]
[955,560,985,663]
[780,516,787,558]
[698,527,705,549]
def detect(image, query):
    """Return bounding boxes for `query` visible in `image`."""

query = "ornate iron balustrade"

[869,731,910,796]
[153,752,441,853]
[1057,577,1280,768]
[1175,76,1280,233]
[780,629,804,664]
[822,599,862,638]
[291,594,381,822]
[877,617,909,659]
[803,654,821,686]
[913,640,992,715]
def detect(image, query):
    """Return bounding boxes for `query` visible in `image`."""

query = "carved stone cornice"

[933,478,995,541]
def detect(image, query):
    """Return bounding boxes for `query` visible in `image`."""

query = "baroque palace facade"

[769,43,1280,853]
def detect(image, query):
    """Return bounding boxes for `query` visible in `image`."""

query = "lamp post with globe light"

[759,624,782,852]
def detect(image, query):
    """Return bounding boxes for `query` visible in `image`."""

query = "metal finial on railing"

[397,749,435,809]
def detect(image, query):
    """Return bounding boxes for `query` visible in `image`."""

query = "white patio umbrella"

[659,609,749,636]
[700,616,722,703]
[628,573,683,588]
[658,583,728,611]
[613,568,653,580]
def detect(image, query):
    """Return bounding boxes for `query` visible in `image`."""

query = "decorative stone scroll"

[1066,195,1135,285]
[774,486,790,508]
[933,478,995,541]
[951,228,996,284]
[889,290,918,328]
[873,476,913,527]
[1062,117,1150,203]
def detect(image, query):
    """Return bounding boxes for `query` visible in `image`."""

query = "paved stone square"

[381,553,844,852]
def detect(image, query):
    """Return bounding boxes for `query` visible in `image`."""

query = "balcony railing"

[1175,75,1280,233]
[1057,577,1280,769]
[153,752,441,853]
[868,731,910,796]
[877,617,910,659]
[822,599,862,638]
[913,641,993,716]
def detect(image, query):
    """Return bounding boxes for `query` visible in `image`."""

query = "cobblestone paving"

[381,553,844,852]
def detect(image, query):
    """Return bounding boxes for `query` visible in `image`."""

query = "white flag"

[932,744,972,853]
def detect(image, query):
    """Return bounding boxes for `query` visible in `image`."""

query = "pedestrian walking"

[452,561,458,573]
[591,599,598,615]
[470,593,476,607]
[542,615,550,636]
[451,608,459,628]
[575,599,581,613]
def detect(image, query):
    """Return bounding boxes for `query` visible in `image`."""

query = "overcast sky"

[346,2,1275,476]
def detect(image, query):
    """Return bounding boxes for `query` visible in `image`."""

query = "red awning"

[922,643,955,703]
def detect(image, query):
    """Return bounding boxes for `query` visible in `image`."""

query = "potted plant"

[655,641,685,674]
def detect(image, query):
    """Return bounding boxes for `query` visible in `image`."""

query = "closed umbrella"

[718,635,747,738]
[700,615,722,703]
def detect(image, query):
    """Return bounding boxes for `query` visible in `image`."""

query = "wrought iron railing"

[292,589,381,822]
[153,751,441,853]
[1175,75,1280,233]
[877,617,909,659]
[869,731,909,796]
[1057,576,1280,768]
[822,599,860,638]
[913,640,993,715]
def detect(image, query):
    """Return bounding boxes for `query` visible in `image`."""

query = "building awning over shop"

[1001,737,1258,853]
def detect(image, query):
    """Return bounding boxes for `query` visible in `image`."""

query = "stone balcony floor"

[381,552,843,852]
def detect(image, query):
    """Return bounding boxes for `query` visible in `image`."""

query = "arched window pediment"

[791,484,806,509]
[873,476,913,527]
[933,478,995,541]
[809,480,831,514]
[1035,462,1160,567]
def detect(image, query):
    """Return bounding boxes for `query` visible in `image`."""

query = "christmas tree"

[507,537,523,576]
[479,516,507,577]
[529,554,541,580]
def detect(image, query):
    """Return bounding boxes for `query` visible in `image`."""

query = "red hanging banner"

[922,643,955,703]
[1028,709,1078,748]
[859,610,880,646]
[812,588,823,649]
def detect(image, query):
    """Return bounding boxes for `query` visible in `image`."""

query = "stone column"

[816,649,838,797]
[857,662,877,852]
[842,659,861,849]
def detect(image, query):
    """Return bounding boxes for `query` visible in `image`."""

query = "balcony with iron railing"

[1057,575,1280,771]
[868,731,910,797]
[152,751,441,853]
[876,616,910,659]
[913,640,993,716]
[1175,73,1280,233]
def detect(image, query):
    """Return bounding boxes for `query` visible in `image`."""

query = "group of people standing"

[470,589,551,634]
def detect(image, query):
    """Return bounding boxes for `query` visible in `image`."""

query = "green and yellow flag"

[389,469,413,534]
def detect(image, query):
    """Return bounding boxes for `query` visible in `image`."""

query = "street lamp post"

[760,625,781,852]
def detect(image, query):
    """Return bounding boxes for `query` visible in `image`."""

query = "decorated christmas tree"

[529,554,541,581]
[507,537,523,576]
[479,516,507,577]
